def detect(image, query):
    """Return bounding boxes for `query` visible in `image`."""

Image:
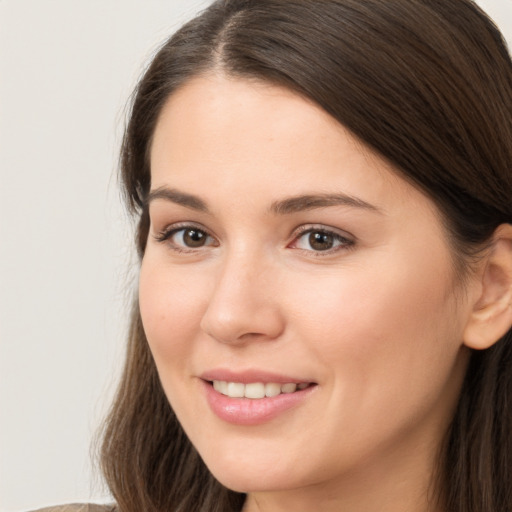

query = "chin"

[200,450,311,494]
[211,469,296,494]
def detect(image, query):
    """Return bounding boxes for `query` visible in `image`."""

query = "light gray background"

[1,1,511,511]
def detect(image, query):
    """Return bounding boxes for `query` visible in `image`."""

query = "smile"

[202,378,317,425]
[212,380,311,399]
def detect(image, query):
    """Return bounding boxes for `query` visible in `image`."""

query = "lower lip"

[202,380,316,426]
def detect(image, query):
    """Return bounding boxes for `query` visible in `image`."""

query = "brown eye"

[308,231,334,251]
[291,227,354,253]
[157,226,217,250]
[182,229,208,247]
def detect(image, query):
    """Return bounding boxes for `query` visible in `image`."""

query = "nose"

[200,250,285,345]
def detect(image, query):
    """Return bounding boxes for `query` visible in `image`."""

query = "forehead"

[150,75,408,205]
[151,75,350,167]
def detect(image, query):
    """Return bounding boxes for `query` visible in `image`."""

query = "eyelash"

[153,223,217,253]
[153,224,355,256]
[289,225,355,256]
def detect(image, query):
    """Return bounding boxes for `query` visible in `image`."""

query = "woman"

[39,0,512,511]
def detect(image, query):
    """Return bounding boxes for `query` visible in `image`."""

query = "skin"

[139,74,481,512]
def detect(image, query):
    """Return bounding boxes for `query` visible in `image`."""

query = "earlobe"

[463,224,512,350]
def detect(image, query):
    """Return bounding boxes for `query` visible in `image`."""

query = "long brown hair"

[100,1,512,511]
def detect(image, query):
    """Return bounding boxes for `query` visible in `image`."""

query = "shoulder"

[30,505,116,512]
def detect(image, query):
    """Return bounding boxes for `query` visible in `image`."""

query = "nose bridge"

[200,246,284,344]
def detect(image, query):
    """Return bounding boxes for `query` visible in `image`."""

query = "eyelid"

[288,224,355,254]
[153,222,218,248]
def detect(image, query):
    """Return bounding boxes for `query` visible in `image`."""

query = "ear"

[463,224,512,350]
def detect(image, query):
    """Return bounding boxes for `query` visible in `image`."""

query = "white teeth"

[227,382,245,398]
[265,382,281,397]
[244,382,265,399]
[212,380,309,399]
[213,380,228,394]
[281,383,297,393]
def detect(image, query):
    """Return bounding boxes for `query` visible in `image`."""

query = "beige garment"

[31,505,115,512]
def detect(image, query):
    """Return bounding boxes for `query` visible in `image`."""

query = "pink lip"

[200,368,314,384]
[199,370,317,426]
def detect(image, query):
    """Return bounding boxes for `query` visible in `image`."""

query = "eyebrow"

[146,187,209,212]
[146,187,381,215]
[270,193,382,215]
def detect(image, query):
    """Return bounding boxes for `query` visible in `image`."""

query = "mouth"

[201,375,317,425]
[209,380,313,399]
[199,370,317,424]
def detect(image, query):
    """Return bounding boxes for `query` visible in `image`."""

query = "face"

[140,75,471,499]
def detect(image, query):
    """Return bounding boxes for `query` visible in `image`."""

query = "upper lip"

[200,368,315,384]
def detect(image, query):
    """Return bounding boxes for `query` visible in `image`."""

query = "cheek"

[276,252,467,471]
[290,247,463,406]
[296,264,450,348]
[138,256,210,361]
